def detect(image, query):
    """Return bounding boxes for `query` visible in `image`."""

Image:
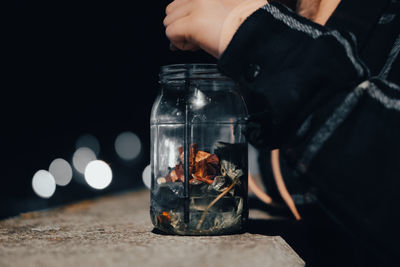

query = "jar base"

[151,209,248,236]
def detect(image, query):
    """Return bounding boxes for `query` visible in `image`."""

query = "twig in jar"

[196,180,238,230]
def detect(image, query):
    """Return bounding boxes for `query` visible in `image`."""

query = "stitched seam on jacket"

[261,4,366,76]
[300,80,400,168]
[378,78,400,91]
[378,13,396,24]
[367,82,400,110]
[379,33,400,79]
[299,83,366,168]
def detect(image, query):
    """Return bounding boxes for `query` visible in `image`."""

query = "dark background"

[2,1,383,266]
[2,0,215,219]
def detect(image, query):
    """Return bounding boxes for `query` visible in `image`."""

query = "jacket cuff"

[218,0,268,56]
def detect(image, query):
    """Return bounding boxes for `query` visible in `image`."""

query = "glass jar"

[150,64,248,235]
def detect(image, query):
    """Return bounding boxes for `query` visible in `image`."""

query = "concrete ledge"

[0,189,304,267]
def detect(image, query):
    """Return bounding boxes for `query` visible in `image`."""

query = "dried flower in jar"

[166,143,221,185]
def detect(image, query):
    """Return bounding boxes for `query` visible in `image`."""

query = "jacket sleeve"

[217,2,400,262]
[218,2,370,148]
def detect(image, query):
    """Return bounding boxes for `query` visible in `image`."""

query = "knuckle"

[165,3,173,14]
[165,24,177,39]
[165,26,172,37]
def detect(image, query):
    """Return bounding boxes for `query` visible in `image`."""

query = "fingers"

[169,43,200,52]
[171,41,199,52]
[163,4,192,26]
[165,0,201,52]
[166,17,200,51]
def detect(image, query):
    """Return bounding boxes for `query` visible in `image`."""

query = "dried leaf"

[166,144,220,184]
[206,154,219,166]
[195,150,211,162]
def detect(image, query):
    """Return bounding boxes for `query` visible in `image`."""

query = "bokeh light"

[75,134,100,156]
[72,147,97,174]
[84,160,112,190]
[142,164,151,189]
[32,170,56,198]
[49,158,73,186]
[114,131,141,160]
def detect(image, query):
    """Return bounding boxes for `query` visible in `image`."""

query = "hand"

[164,0,242,58]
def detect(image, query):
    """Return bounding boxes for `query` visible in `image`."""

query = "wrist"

[218,0,268,57]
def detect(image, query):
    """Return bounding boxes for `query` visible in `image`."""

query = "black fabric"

[218,0,400,265]
[326,0,391,50]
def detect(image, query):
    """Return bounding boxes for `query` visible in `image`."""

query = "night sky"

[2,0,215,219]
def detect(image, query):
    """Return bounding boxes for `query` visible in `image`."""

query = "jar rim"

[159,63,233,83]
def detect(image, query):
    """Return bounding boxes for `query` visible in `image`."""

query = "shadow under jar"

[150,64,249,235]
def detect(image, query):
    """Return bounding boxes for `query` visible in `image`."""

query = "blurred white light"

[114,131,141,160]
[72,147,97,174]
[84,160,112,190]
[32,170,56,198]
[142,164,151,189]
[75,134,100,156]
[49,158,73,186]
[190,89,209,109]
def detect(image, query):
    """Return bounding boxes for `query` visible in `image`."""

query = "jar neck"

[159,64,236,90]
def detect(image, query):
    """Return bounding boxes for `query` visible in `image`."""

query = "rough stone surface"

[0,190,304,267]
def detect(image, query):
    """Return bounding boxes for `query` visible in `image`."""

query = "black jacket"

[218,0,400,264]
